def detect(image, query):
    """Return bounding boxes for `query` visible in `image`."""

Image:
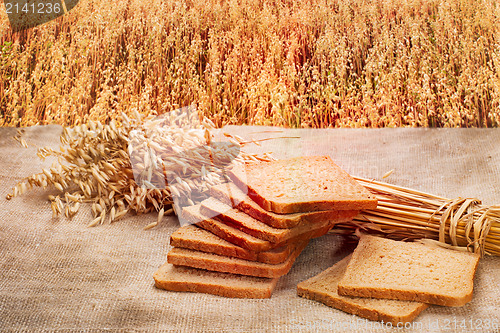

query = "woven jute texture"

[1,125,499,332]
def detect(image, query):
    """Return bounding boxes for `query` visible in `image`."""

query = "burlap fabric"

[1,125,499,332]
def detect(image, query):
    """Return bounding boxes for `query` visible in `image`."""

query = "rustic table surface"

[1,125,499,332]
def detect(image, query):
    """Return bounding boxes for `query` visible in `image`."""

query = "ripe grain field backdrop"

[0,0,499,128]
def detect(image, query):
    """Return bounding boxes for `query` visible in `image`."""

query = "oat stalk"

[7,111,273,228]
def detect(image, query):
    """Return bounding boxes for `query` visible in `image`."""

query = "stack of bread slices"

[154,156,378,298]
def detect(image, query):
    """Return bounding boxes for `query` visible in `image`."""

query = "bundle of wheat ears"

[8,116,500,256]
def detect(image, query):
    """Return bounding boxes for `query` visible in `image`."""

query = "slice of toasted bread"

[297,255,428,325]
[210,182,359,229]
[167,240,308,278]
[200,197,357,243]
[154,263,278,298]
[228,156,377,214]
[170,225,298,264]
[337,235,480,307]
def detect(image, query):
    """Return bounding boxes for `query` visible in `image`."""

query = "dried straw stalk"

[332,177,500,257]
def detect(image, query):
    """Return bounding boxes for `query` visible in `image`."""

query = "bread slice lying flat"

[210,182,359,229]
[200,197,357,244]
[182,204,333,252]
[297,255,428,325]
[228,156,377,214]
[170,225,298,264]
[337,235,481,307]
[167,240,308,278]
[154,263,278,298]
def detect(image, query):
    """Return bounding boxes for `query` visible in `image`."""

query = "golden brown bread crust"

[228,156,378,214]
[200,197,358,244]
[297,255,428,325]
[153,263,278,298]
[337,284,474,307]
[182,204,274,251]
[337,235,481,307]
[209,182,359,229]
[182,204,335,252]
[297,288,428,324]
[167,240,309,278]
[170,225,298,264]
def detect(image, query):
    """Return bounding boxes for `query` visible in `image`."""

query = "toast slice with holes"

[228,156,377,214]
[200,197,358,243]
[182,204,334,252]
[297,255,428,324]
[170,225,298,264]
[167,240,308,278]
[209,182,358,229]
[154,263,278,298]
[337,235,480,307]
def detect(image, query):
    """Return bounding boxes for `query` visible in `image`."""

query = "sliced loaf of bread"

[154,263,278,298]
[170,225,298,264]
[210,182,359,229]
[182,204,333,252]
[297,255,428,325]
[167,240,309,278]
[337,235,481,307]
[200,197,356,244]
[182,204,274,252]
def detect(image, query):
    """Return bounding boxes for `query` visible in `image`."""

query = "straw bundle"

[332,177,500,257]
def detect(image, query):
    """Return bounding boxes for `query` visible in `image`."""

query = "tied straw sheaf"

[332,176,500,257]
[7,110,276,229]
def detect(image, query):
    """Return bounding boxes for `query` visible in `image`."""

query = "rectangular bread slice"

[337,235,481,307]
[210,182,359,229]
[167,240,309,278]
[297,255,428,325]
[154,263,278,299]
[170,225,298,264]
[228,156,378,214]
[182,204,274,252]
[182,204,333,252]
[200,197,357,243]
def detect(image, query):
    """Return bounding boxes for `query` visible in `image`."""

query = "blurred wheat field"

[0,0,499,128]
